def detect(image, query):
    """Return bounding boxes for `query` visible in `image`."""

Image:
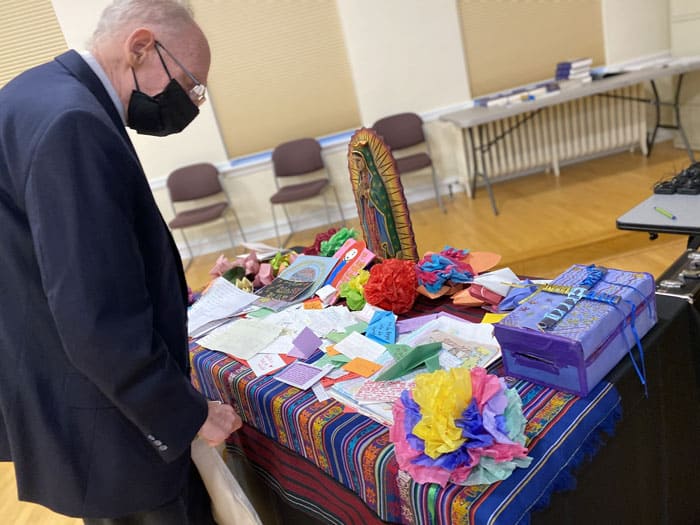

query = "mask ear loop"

[131,41,174,91]
[131,68,141,91]
[154,41,174,80]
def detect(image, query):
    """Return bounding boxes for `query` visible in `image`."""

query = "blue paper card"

[366,310,397,345]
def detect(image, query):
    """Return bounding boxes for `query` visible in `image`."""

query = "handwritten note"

[197,318,282,360]
[334,331,386,361]
[258,334,294,354]
[187,277,259,337]
[355,379,414,403]
[248,353,286,376]
[366,310,397,344]
[274,362,333,390]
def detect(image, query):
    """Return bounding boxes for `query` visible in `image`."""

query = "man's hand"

[198,400,242,447]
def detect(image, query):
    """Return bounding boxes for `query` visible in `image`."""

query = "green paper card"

[375,342,442,381]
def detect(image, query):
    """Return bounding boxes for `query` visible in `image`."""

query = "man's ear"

[125,28,156,67]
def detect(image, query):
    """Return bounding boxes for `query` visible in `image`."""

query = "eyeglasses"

[155,40,206,104]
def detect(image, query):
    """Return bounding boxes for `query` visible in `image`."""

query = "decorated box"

[494,265,656,397]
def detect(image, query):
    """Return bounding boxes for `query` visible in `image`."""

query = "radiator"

[465,85,647,180]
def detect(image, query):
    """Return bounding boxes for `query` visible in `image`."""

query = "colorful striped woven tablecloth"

[190,341,621,524]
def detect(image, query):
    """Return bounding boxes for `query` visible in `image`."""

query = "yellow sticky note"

[342,357,382,378]
[482,312,508,324]
[325,345,339,356]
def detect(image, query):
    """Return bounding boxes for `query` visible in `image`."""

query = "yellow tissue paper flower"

[347,269,369,291]
[412,368,473,458]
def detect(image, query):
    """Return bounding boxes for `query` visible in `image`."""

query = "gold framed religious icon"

[347,128,418,262]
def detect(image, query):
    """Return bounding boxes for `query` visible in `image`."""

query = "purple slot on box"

[494,265,657,397]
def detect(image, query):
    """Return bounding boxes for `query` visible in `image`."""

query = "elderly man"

[0,1,241,523]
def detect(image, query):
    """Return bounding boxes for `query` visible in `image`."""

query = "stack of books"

[555,58,593,89]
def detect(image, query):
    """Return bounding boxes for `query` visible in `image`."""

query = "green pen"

[654,206,677,220]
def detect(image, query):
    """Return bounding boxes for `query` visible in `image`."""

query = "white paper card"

[248,353,286,376]
[334,331,386,361]
[198,318,282,360]
[312,382,330,402]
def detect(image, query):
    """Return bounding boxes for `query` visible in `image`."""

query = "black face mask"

[127,49,199,136]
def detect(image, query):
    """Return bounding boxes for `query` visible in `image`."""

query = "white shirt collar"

[79,50,126,125]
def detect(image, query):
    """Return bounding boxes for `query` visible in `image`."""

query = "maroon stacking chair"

[372,112,445,212]
[167,162,246,270]
[270,138,345,247]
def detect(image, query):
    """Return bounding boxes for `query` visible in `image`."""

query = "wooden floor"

[0,141,692,524]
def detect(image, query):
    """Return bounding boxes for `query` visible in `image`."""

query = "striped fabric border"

[190,341,621,524]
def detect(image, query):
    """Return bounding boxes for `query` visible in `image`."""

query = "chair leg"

[281,204,294,247]
[229,207,247,242]
[430,165,446,213]
[270,204,282,248]
[425,138,446,213]
[330,186,346,226]
[181,230,195,272]
[321,192,333,228]
[222,215,237,251]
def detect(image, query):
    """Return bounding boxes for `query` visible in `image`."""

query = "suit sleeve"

[24,109,207,462]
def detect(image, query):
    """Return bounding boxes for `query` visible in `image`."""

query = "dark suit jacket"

[0,50,208,518]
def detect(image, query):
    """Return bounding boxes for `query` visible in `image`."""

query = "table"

[189,292,700,525]
[616,193,700,237]
[440,58,700,215]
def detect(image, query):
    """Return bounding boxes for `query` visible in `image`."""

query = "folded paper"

[375,342,442,381]
[366,310,397,345]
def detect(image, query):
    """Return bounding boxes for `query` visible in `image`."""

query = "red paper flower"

[364,259,418,314]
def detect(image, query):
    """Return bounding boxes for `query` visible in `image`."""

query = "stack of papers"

[190,279,505,427]
[188,277,260,338]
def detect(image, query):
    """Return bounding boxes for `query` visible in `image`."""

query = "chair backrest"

[372,112,425,150]
[167,163,223,202]
[271,138,325,178]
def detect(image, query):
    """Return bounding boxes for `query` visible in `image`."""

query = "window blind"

[0,0,67,89]
[191,0,361,158]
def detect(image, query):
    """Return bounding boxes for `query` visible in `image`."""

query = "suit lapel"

[55,50,190,305]
[55,50,136,156]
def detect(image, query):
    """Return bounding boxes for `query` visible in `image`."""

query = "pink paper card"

[354,379,414,404]
[323,239,375,302]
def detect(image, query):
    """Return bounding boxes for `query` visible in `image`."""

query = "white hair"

[90,0,195,49]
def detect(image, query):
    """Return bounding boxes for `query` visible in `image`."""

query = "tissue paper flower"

[389,367,532,487]
[416,246,475,294]
[339,269,370,311]
[303,228,338,256]
[270,251,297,274]
[319,227,359,257]
[210,252,288,291]
[364,259,418,314]
[209,254,236,277]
